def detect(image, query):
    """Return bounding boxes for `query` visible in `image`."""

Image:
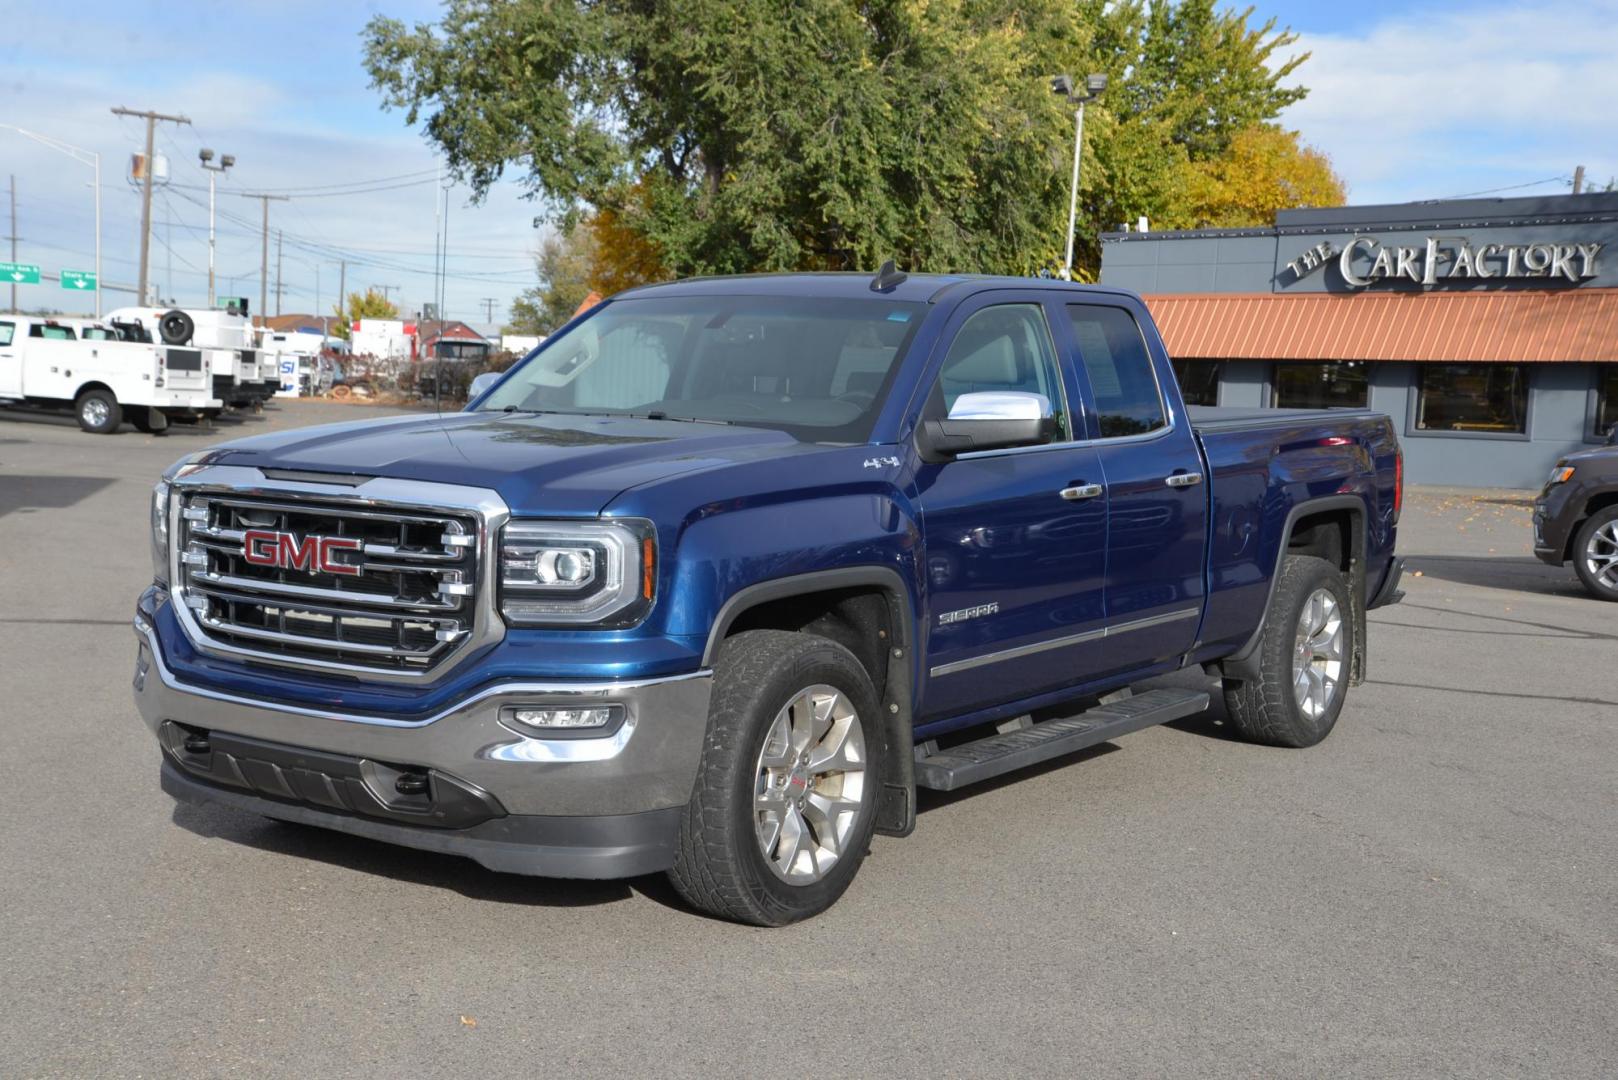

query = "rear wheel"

[75,389,122,434]
[669,630,884,926]
[1571,506,1618,601]
[1223,555,1353,748]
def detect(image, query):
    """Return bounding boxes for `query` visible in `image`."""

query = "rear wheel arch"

[1221,495,1368,684]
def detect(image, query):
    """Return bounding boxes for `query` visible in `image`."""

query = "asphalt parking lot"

[2,400,1614,1078]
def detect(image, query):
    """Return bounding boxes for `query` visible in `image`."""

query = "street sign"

[0,261,41,285]
[60,270,96,291]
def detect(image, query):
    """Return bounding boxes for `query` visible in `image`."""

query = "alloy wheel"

[1585,521,1618,591]
[83,399,110,427]
[1292,588,1344,719]
[753,684,867,885]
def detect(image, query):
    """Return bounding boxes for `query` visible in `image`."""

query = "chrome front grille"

[175,491,483,676]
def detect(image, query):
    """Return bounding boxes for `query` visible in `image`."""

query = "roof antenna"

[869,259,907,293]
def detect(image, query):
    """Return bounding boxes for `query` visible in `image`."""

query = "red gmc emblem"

[242,529,363,576]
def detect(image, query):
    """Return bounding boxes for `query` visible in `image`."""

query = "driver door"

[913,296,1109,720]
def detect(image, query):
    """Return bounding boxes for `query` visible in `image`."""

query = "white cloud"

[1279,0,1618,203]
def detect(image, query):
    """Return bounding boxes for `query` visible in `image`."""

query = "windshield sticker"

[886,311,911,322]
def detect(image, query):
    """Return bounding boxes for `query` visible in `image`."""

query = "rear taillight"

[1393,447,1404,523]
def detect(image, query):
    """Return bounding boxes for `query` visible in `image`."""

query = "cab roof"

[615,272,1141,306]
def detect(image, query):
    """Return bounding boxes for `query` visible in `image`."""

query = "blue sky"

[2,0,1615,322]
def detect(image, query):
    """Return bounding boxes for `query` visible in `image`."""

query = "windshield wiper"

[625,410,734,425]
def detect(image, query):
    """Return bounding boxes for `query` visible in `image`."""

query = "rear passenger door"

[1059,301,1207,676]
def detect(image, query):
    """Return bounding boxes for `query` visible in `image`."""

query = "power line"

[1433,176,1571,201]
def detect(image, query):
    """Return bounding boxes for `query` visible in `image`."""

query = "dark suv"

[1535,434,1618,600]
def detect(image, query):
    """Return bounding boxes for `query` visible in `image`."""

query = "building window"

[1272,361,1369,410]
[1596,365,1618,440]
[1415,364,1528,434]
[1172,359,1220,406]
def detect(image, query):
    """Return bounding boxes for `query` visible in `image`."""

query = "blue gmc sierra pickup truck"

[134,269,1403,925]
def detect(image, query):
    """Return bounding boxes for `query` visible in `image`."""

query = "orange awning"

[1143,289,1618,363]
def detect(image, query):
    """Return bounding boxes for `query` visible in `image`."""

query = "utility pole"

[336,259,346,323]
[274,230,284,316]
[111,106,190,306]
[1573,165,1586,195]
[480,297,497,323]
[239,192,289,324]
[373,284,400,302]
[7,175,15,313]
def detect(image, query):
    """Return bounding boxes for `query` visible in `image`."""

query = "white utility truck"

[0,315,221,433]
[106,306,275,409]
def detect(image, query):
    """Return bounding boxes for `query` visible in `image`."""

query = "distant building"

[351,318,415,360]
[418,320,491,362]
[1099,191,1618,488]
[500,333,543,356]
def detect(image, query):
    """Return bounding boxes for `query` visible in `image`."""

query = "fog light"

[502,703,624,736]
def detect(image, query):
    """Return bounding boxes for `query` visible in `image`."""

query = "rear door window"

[1065,305,1166,438]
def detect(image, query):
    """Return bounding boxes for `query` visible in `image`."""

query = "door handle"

[1164,473,1203,488]
[1060,483,1104,501]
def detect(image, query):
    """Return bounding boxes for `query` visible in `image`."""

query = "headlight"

[499,520,655,627]
[151,480,171,585]
[1547,464,1575,486]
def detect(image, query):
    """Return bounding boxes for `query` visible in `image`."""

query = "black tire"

[158,308,194,345]
[74,388,122,434]
[1571,505,1618,601]
[669,630,886,926]
[1223,554,1354,748]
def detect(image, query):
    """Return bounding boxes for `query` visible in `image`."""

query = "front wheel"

[1223,555,1354,748]
[1572,506,1618,601]
[669,630,885,926]
[75,389,122,434]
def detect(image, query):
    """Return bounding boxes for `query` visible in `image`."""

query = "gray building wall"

[1100,193,1618,489]
[1101,192,1618,296]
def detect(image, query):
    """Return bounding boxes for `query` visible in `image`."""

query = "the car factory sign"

[1287,235,1604,288]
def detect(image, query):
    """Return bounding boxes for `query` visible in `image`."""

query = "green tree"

[505,227,597,335]
[364,0,1324,282]
[330,288,400,340]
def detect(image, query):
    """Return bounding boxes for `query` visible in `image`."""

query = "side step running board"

[914,688,1210,792]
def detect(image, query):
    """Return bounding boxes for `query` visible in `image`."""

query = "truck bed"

[1185,404,1402,662]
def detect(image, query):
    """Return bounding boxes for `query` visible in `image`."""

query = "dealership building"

[1099,191,1618,488]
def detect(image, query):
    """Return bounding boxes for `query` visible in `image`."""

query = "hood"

[205,410,814,514]
[1559,443,1618,468]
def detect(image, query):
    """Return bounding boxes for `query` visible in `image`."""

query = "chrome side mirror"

[919,390,1056,460]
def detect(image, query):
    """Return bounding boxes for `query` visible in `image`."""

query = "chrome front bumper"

[133,615,714,876]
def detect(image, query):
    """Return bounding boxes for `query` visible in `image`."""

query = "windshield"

[477,294,925,441]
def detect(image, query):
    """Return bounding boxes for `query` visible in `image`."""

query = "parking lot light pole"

[0,124,101,317]
[199,149,235,308]
[1050,73,1108,281]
